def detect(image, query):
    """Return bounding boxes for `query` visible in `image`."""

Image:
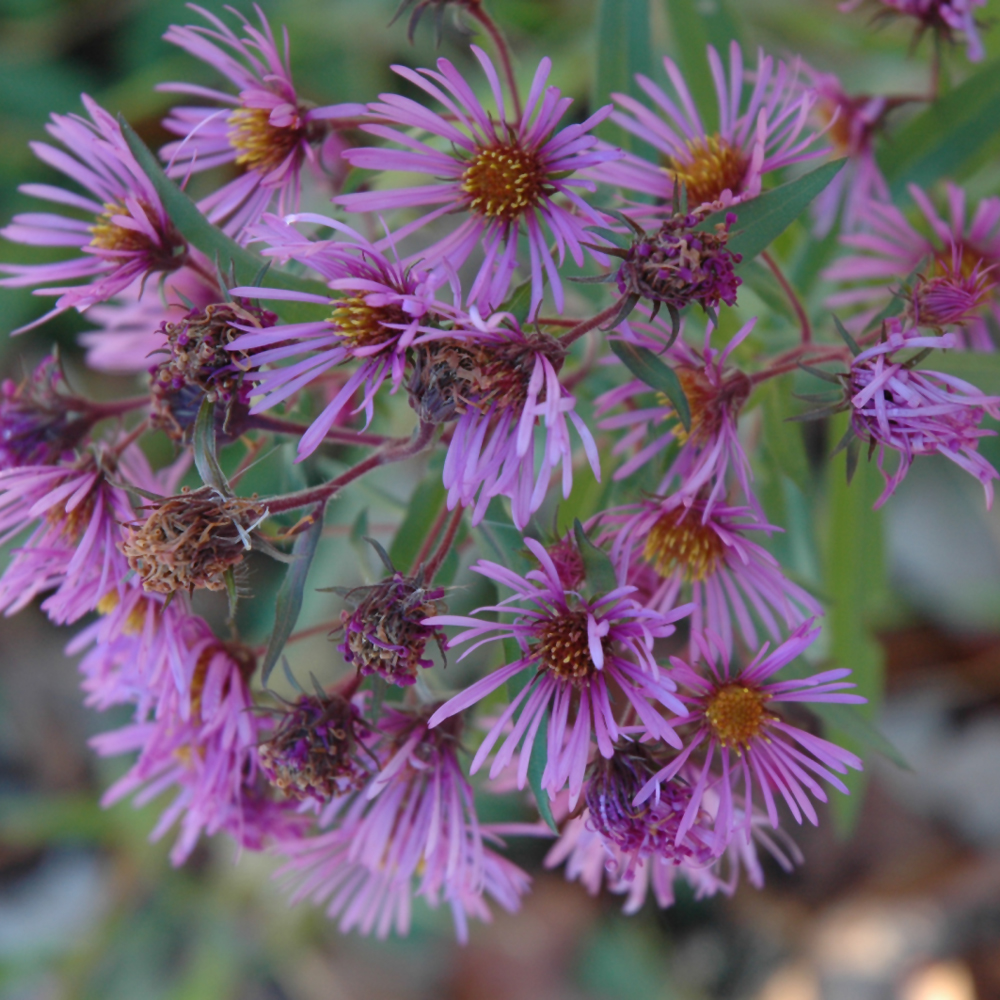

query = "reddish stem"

[468,4,522,120]
[410,504,452,573]
[761,251,812,344]
[559,301,624,347]
[750,346,849,385]
[89,396,150,419]
[249,413,389,447]
[422,506,465,582]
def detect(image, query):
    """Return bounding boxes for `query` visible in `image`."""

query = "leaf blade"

[610,339,691,431]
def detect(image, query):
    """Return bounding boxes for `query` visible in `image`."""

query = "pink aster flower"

[158,4,365,234]
[825,182,1000,348]
[337,46,619,318]
[803,68,890,236]
[597,316,757,514]
[0,95,190,333]
[408,308,600,529]
[847,322,1000,506]
[229,214,450,459]
[276,708,531,942]
[840,0,986,62]
[634,620,865,838]
[425,538,692,808]
[590,42,827,217]
[599,498,822,655]
[91,616,295,865]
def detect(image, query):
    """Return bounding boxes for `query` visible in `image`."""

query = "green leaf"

[702,159,847,265]
[472,498,532,575]
[810,701,910,771]
[500,278,534,325]
[260,506,325,687]
[390,455,447,573]
[193,398,227,492]
[920,351,1000,395]
[527,708,559,833]
[879,59,1000,193]
[593,0,654,152]
[610,339,691,431]
[119,117,329,316]
[573,518,618,595]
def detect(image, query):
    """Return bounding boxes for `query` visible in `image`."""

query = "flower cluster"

[0,0,994,943]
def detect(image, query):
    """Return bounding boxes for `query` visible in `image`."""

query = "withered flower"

[122,485,268,595]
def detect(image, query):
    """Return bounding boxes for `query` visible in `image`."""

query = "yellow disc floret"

[461,142,545,221]
[643,507,727,582]
[704,683,770,749]
[668,134,748,207]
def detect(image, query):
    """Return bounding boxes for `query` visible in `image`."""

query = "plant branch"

[559,301,624,347]
[761,251,812,344]
[421,505,464,581]
[248,413,389,447]
[410,504,452,573]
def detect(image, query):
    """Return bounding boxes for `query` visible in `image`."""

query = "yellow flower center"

[461,142,546,221]
[89,201,154,253]
[932,242,993,281]
[704,684,770,748]
[533,610,606,687]
[96,590,153,635]
[667,134,748,207]
[227,106,303,174]
[643,507,726,582]
[331,294,407,351]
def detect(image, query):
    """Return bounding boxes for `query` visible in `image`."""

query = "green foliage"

[593,0,654,150]
[610,340,692,431]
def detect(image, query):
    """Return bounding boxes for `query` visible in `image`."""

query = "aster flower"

[825,182,1000,348]
[230,214,450,460]
[803,68,890,236]
[425,537,692,807]
[590,42,827,217]
[276,708,531,942]
[337,46,619,318]
[0,454,133,624]
[0,95,190,333]
[597,317,757,514]
[840,0,986,62]
[599,497,822,655]
[634,620,865,837]
[158,4,366,234]
[844,322,1000,506]
[92,621,295,864]
[408,308,600,529]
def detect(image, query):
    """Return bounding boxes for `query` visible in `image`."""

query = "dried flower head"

[122,485,268,594]
[259,692,375,802]
[150,301,276,442]
[335,571,447,686]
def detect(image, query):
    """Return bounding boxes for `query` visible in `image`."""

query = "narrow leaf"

[500,278,535,324]
[260,505,326,687]
[573,518,618,595]
[610,339,691,431]
[389,453,446,573]
[832,314,862,356]
[527,709,559,833]
[193,398,228,492]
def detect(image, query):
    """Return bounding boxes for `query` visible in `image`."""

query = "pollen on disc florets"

[461,140,547,221]
[533,609,609,686]
[227,105,307,175]
[643,506,727,582]
[336,574,447,686]
[331,294,408,352]
[150,301,276,443]
[407,332,565,424]
[659,366,751,447]
[121,486,268,595]
[617,211,742,313]
[259,692,374,802]
[667,134,749,207]
[704,683,771,749]
[88,199,184,267]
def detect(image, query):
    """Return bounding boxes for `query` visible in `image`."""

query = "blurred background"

[3,0,1000,997]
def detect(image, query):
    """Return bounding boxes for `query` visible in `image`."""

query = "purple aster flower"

[229,214,450,460]
[840,0,986,62]
[0,95,190,333]
[846,322,1000,506]
[599,497,822,655]
[803,68,890,236]
[276,708,531,942]
[589,42,826,216]
[634,620,865,838]
[158,4,366,234]
[0,454,133,624]
[409,308,600,529]
[92,618,296,865]
[337,46,619,318]
[825,182,1000,348]
[597,317,757,514]
[425,537,692,808]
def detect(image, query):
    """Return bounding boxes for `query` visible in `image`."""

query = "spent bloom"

[338,46,619,318]
[591,42,826,215]
[0,96,188,332]
[425,537,692,808]
[408,309,600,529]
[846,322,1000,506]
[159,4,365,233]
[825,182,1000,347]
[839,0,987,62]
[635,621,865,839]
[599,498,822,655]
